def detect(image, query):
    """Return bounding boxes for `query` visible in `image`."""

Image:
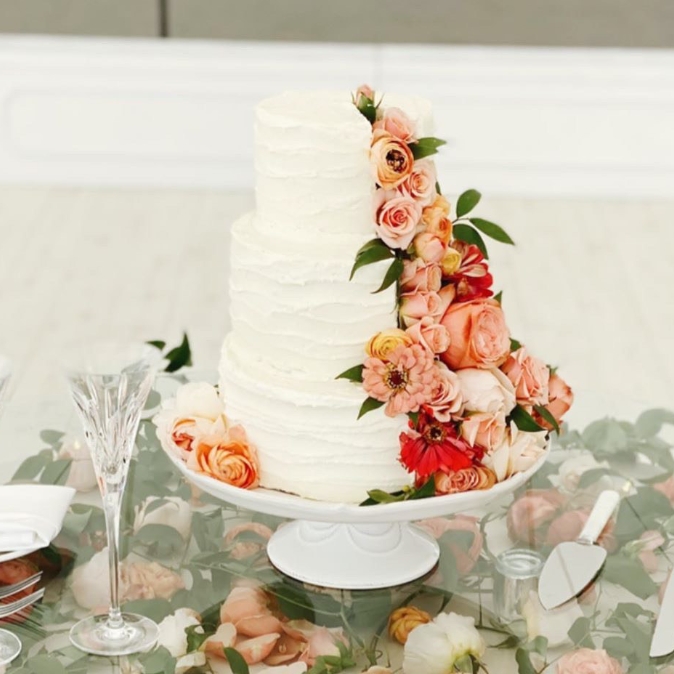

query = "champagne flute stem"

[103,489,124,631]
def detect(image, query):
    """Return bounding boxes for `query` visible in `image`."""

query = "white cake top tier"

[254,90,434,250]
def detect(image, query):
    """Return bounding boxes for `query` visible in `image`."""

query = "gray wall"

[1,0,673,47]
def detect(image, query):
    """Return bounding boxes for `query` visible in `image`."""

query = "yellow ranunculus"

[365,329,413,360]
[388,605,432,644]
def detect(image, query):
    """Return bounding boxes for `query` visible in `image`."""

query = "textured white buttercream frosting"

[220,90,433,502]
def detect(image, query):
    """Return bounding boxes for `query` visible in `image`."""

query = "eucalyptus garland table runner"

[3,369,674,674]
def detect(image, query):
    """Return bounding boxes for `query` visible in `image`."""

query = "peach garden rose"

[400,259,442,294]
[413,230,447,264]
[507,489,567,546]
[556,648,623,674]
[421,193,451,230]
[370,129,415,189]
[539,372,574,427]
[373,106,417,143]
[400,285,455,328]
[398,158,436,205]
[373,190,421,249]
[501,346,550,406]
[406,316,451,355]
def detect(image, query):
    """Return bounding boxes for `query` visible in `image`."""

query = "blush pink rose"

[425,362,463,422]
[355,83,374,105]
[501,347,550,406]
[440,299,510,370]
[400,285,455,328]
[507,489,566,546]
[537,373,574,428]
[556,648,623,674]
[406,316,451,354]
[416,515,483,575]
[413,231,448,264]
[373,190,421,249]
[398,159,437,206]
[546,510,617,552]
[373,106,417,143]
[461,411,507,452]
[400,259,442,294]
[654,476,674,504]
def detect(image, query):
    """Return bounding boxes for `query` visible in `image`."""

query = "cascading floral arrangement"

[339,85,574,503]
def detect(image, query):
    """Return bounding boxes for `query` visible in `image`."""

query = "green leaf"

[122,598,173,623]
[469,217,515,245]
[366,489,402,504]
[509,405,545,432]
[616,615,651,663]
[635,408,674,438]
[494,291,503,304]
[185,623,211,652]
[603,636,634,658]
[452,224,488,259]
[510,338,522,351]
[12,453,52,481]
[335,364,364,383]
[267,582,315,622]
[164,333,192,373]
[224,648,250,674]
[568,616,594,648]
[456,189,482,218]
[133,523,186,556]
[526,636,548,657]
[39,458,72,485]
[435,181,442,194]
[534,404,560,433]
[410,477,436,500]
[603,554,658,599]
[40,429,66,446]
[515,648,536,674]
[410,136,446,160]
[455,655,474,673]
[373,257,404,294]
[358,396,385,419]
[147,339,167,351]
[350,238,394,280]
[26,655,68,674]
[356,96,377,124]
[581,417,629,454]
[138,647,177,674]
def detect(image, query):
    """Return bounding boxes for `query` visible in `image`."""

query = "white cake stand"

[167,450,548,590]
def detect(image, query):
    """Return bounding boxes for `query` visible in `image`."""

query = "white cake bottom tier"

[219,337,412,503]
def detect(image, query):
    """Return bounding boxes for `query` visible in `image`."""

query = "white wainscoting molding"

[0,36,673,197]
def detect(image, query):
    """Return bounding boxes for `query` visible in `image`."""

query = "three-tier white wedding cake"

[219,91,434,502]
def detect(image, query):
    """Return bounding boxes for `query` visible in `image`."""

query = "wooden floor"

[1,187,673,470]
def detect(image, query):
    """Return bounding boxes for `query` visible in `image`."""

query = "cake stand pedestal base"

[266,520,440,590]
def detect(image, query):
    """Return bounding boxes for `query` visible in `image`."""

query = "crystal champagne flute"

[0,355,23,666]
[65,342,161,656]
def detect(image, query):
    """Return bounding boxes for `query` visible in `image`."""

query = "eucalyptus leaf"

[453,224,488,259]
[456,189,482,218]
[138,646,177,674]
[12,453,52,481]
[373,257,404,294]
[39,458,72,486]
[515,648,536,674]
[582,417,629,454]
[133,523,186,556]
[635,408,674,438]
[567,616,594,648]
[616,615,651,663]
[122,598,173,623]
[526,635,548,657]
[470,217,515,245]
[26,655,68,674]
[335,364,364,383]
[410,136,446,160]
[509,405,545,432]
[603,636,635,658]
[39,429,65,446]
[358,396,385,419]
[603,554,658,599]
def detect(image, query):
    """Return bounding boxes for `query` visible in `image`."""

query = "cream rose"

[57,435,97,492]
[400,259,442,294]
[549,451,609,492]
[133,496,192,542]
[457,368,516,416]
[157,608,201,657]
[398,159,436,205]
[370,130,415,189]
[501,347,550,406]
[373,106,417,143]
[485,423,548,482]
[373,190,421,249]
[403,612,485,674]
[366,329,414,360]
[556,648,623,674]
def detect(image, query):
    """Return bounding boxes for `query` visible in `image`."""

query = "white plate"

[0,546,42,564]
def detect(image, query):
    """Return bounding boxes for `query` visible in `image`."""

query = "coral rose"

[440,299,510,369]
[370,130,415,189]
[435,466,496,495]
[400,259,442,294]
[373,106,417,143]
[461,412,507,452]
[366,329,414,360]
[400,285,455,328]
[546,509,617,552]
[398,159,436,205]
[417,515,484,575]
[422,194,451,230]
[507,489,566,546]
[426,362,463,422]
[406,316,451,355]
[388,606,432,644]
[501,347,550,406]
[537,373,574,428]
[188,424,259,489]
[556,648,623,674]
[373,190,421,249]
[362,343,437,417]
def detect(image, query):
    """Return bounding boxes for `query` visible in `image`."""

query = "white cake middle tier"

[229,211,398,381]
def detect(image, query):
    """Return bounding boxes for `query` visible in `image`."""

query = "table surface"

[1,187,674,673]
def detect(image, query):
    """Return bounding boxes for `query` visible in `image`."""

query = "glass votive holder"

[493,548,544,622]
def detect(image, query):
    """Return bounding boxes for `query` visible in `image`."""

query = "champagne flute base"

[69,613,159,656]
[0,629,21,665]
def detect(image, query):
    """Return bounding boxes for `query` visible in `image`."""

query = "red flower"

[448,241,493,302]
[399,411,480,481]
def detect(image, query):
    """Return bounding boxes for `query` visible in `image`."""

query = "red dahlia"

[448,241,494,302]
[399,411,480,481]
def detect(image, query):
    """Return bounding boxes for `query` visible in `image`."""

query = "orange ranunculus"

[388,606,432,644]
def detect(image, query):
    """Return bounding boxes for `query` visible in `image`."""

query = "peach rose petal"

[236,633,281,665]
[220,586,269,624]
[236,613,285,638]
[264,632,307,666]
[203,623,237,658]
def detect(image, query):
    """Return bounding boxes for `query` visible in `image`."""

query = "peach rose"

[435,466,497,495]
[188,424,259,489]
[370,130,415,189]
[546,510,617,552]
[400,259,442,294]
[413,231,447,264]
[537,373,574,428]
[654,475,674,504]
[373,190,421,249]
[203,623,237,657]
[398,159,436,205]
[400,285,455,328]
[224,522,273,560]
[556,648,623,674]
[426,362,463,422]
[507,489,566,545]
[422,194,451,230]
[461,411,507,452]
[440,299,511,370]
[388,606,432,644]
[123,560,185,602]
[366,328,414,360]
[220,584,270,625]
[416,515,484,575]
[286,621,346,667]
[501,347,550,406]
[373,106,417,143]
[406,316,451,355]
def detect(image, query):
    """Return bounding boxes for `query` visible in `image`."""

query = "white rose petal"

[70,549,110,610]
[457,368,516,416]
[550,451,609,492]
[403,612,485,674]
[484,423,548,481]
[176,651,206,674]
[134,496,192,542]
[157,608,201,657]
[57,435,97,492]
